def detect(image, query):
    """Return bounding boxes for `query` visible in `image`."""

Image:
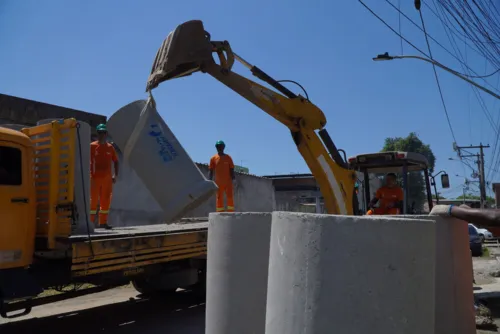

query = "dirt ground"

[3,246,500,333]
[0,285,205,334]
[474,246,500,333]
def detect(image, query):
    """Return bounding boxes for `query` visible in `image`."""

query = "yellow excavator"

[147,20,359,215]
[0,20,444,318]
[146,20,446,215]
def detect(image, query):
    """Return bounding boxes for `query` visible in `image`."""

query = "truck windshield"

[365,169,428,214]
[0,146,22,186]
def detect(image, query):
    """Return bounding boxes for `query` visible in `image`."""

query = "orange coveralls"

[90,141,118,226]
[209,153,235,212]
[367,186,404,215]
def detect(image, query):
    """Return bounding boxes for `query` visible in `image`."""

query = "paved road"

[0,286,205,334]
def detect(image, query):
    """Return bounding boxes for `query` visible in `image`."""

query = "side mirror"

[441,173,450,189]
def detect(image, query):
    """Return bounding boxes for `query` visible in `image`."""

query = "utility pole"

[454,143,490,208]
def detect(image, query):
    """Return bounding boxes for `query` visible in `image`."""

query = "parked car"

[469,224,494,242]
[469,224,483,257]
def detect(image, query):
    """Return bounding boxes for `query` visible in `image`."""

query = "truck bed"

[69,218,208,242]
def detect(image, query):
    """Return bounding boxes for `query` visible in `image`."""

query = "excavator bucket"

[146,20,213,91]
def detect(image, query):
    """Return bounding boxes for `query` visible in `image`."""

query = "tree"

[456,194,495,206]
[381,132,436,211]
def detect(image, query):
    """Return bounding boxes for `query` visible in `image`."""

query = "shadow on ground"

[0,291,205,334]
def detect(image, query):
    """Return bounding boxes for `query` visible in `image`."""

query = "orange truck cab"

[0,127,40,307]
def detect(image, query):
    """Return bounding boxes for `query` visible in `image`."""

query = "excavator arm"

[146,20,357,215]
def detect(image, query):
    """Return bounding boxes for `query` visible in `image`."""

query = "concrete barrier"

[206,212,272,334]
[265,212,437,334]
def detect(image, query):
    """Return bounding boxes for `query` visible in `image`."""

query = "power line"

[456,143,490,208]
[398,0,403,54]
[418,6,458,143]
[359,0,459,142]
[360,0,500,179]
[358,0,430,57]
[385,0,500,79]
[428,0,500,180]
[425,0,500,92]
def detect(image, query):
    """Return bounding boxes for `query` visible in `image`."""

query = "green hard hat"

[215,140,225,146]
[96,123,107,132]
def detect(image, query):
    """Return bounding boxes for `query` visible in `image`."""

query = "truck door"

[0,140,34,269]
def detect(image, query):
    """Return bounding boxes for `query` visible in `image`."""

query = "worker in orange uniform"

[209,140,236,212]
[90,123,119,229]
[367,173,404,215]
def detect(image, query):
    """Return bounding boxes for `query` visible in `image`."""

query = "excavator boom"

[147,20,357,215]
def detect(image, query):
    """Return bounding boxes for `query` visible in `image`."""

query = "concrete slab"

[265,212,437,334]
[205,212,272,334]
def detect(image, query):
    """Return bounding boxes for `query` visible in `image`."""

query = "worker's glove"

[429,204,452,216]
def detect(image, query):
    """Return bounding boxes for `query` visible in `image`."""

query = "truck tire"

[132,278,176,296]
[191,269,206,299]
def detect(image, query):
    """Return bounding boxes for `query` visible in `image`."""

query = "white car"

[469,224,494,241]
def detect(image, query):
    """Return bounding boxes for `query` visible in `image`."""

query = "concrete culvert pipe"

[265,212,437,334]
[205,212,272,334]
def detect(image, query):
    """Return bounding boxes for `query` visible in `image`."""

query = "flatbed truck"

[0,118,209,318]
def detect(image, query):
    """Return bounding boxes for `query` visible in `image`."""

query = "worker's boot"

[97,213,112,229]
[99,224,113,230]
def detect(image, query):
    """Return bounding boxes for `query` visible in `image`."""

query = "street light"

[373,52,500,100]
[430,170,449,204]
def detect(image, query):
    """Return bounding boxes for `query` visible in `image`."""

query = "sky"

[0,0,498,199]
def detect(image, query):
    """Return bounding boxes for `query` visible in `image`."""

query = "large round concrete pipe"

[206,212,272,334]
[265,212,437,334]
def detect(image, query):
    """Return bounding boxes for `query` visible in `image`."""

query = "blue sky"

[1,0,498,199]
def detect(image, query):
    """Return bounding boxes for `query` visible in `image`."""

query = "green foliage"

[381,132,436,211]
[456,194,494,205]
[382,132,436,172]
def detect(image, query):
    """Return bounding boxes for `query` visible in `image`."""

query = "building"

[263,173,323,213]
[431,199,481,208]
[263,172,382,214]
[493,183,500,208]
[0,93,106,136]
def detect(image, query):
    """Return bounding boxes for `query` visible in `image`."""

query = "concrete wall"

[274,190,321,213]
[185,164,275,217]
[107,151,275,227]
[270,172,382,214]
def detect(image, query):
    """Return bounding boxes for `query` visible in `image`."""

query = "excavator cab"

[348,151,436,215]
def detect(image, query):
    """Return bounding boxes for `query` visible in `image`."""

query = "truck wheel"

[192,269,206,299]
[132,278,176,296]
